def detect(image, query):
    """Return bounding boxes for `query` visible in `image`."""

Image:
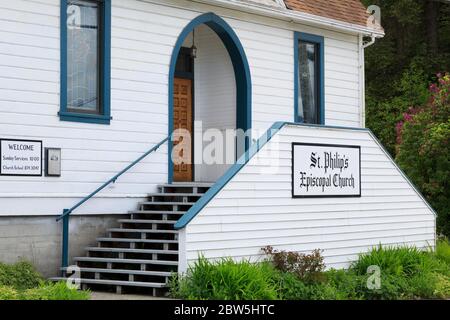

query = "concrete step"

[118,219,177,224]
[86,247,178,255]
[73,257,178,266]
[97,238,178,244]
[108,228,178,234]
[61,267,172,277]
[51,277,167,288]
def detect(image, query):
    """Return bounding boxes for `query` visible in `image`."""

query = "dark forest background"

[361,0,449,236]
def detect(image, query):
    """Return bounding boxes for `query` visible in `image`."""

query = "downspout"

[359,34,377,127]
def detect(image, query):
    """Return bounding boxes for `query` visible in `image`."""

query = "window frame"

[60,0,111,124]
[294,32,325,125]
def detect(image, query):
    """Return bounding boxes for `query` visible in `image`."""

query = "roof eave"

[191,0,385,37]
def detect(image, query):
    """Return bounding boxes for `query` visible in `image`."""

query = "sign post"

[292,143,361,198]
[0,139,43,176]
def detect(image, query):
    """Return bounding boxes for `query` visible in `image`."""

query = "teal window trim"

[294,32,325,125]
[60,0,111,125]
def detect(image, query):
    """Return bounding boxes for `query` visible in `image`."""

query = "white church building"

[0,0,436,295]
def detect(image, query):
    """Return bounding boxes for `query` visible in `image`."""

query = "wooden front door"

[173,77,193,182]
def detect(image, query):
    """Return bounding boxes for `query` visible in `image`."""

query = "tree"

[396,73,449,237]
[362,0,450,155]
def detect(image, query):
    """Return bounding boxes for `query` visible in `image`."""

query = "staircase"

[53,182,212,296]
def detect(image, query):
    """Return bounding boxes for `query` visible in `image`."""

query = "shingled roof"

[283,0,370,27]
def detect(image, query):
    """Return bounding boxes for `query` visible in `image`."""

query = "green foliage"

[351,245,440,277]
[0,286,18,300]
[172,243,450,300]
[172,256,279,300]
[20,282,90,300]
[0,282,90,301]
[275,271,344,300]
[262,246,325,282]
[396,73,450,237]
[361,0,449,236]
[0,261,90,300]
[350,244,450,299]
[0,261,43,290]
[436,238,450,265]
[366,62,430,155]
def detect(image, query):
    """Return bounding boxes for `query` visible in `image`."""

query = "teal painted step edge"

[174,121,437,230]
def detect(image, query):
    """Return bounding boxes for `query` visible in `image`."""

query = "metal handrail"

[57,136,169,268]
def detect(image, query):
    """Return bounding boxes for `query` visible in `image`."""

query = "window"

[294,32,324,125]
[60,0,111,124]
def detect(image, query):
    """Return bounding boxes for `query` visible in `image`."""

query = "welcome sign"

[0,139,42,176]
[292,143,361,198]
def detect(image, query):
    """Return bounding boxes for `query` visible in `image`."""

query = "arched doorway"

[168,13,252,183]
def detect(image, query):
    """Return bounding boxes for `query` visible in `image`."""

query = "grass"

[171,256,278,300]
[0,261,90,300]
[171,240,450,300]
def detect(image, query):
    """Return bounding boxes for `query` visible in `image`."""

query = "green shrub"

[0,261,43,290]
[359,273,410,300]
[171,256,279,300]
[396,73,449,237]
[0,286,18,300]
[436,238,450,265]
[0,261,90,301]
[276,271,343,300]
[325,269,365,300]
[366,62,430,156]
[350,244,450,299]
[20,282,90,300]
[433,273,450,298]
[262,246,325,282]
[351,245,440,277]
[173,243,450,300]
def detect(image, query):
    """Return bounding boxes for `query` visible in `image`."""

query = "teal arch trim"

[168,12,252,183]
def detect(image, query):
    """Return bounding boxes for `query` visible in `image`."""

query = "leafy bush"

[396,73,449,237]
[436,238,450,265]
[172,242,450,300]
[0,282,90,301]
[20,282,90,300]
[433,273,450,298]
[350,244,450,299]
[366,62,430,156]
[275,271,343,300]
[172,256,279,300]
[0,261,43,290]
[351,245,439,277]
[262,246,325,282]
[0,286,18,300]
[0,261,90,300]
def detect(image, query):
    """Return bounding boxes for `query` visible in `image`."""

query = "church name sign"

[292,143,361,198]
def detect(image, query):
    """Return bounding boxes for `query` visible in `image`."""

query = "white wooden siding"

[193,25,236,182]
[182,124,436,270]
[0,0,363,216]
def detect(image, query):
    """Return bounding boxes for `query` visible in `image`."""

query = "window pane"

[67,0,100,113]
[298,42,318,124]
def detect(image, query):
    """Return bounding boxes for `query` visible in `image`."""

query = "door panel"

[173,77,193,182]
